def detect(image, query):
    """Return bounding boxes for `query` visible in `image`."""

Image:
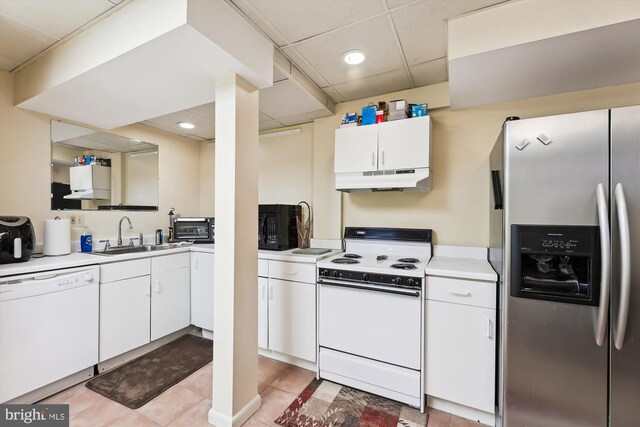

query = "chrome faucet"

[117,216,133,246]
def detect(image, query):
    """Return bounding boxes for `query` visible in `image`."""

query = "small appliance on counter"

[0,216,35,264]
[258,204,300,251]
[170,217,214,243]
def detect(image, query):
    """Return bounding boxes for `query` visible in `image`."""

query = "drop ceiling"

[0,0,508,141]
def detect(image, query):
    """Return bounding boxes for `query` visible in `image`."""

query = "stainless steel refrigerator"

[489,105,639,427]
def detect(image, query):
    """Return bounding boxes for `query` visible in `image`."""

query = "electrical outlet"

[69,214,84,226]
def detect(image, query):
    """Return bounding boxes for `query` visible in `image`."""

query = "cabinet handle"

[144,287,150,297]
[261,285,266,300]
[381,150,385,166]
[269,286,273,300]
[195,258,199,270]
[371,152,374,167]
[284,270,298,275]
[153,279,160,294]
[487,318,493,339]
[450,291,471,297]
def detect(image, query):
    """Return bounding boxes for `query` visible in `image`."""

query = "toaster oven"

[171,217,214,243]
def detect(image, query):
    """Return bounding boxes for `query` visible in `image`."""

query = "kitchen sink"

[92,244,171,256]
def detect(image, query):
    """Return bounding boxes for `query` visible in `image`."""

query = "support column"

[209,73,260,427]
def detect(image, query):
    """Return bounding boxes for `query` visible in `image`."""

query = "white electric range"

[316,227,432,411]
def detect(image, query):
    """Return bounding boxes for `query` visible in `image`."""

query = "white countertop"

[425,245,497,282]
[0,244,341,277]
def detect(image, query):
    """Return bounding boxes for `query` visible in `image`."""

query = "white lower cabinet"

[151,253,190,341]
[99,259,151,362]
[258,276,269,349]
[190,252,214,331]
[258,259,317,362]
[425,276,496,414]
[99,253,190,362]
[268,278,316,362]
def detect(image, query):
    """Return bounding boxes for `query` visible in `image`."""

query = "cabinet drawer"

[426,276,496,309]
[258,259,269,277]
[151,252,190,274]
[100,259,150,283]
[269,260,315,283]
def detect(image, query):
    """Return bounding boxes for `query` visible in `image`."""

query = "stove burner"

[391,263,418,270]
[398,257,420,263]
[376,255,388,261]
[343,253,362,259]
[331,258,360,264]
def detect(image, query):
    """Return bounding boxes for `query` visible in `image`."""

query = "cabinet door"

[334,125,378,173]
[190,252,214,331]
[268,278,316,361]
[99,276,151,362]
[378,116,431,171]
[258,277,269,349]
[151,267,191,341]
[426,300,495,413]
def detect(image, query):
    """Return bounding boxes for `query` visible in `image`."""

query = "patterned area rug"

[275,379,428,427]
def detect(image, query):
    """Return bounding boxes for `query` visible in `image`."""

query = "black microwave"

[258,205,300,251]
[171,217,214,243]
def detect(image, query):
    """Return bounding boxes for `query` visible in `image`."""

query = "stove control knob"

[392,277,402,285]
[322,269,332,276]
[407,278,416,286]
[362,273,369,282]
[333,271,340,278]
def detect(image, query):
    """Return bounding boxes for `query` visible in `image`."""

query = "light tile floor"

[40,355,485,427]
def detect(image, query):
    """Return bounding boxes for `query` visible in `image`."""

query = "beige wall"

[199,142,215,217]
[0,70,202,245]
[312,81,640,246]
[258,123,313,207]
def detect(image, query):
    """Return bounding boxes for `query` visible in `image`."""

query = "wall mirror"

[51,120,159,211]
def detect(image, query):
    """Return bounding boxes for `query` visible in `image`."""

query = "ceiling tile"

[244,0,385,44]
[281,47,329,88]
[231,0,289,46]
[295,16,405,86]
[0,15,58,63]
[186,102,215,120]
[331,68,411,101]
[277,110,332,126]
[259,120,286,131]
[392,0,505,65]
[0,0,114,40]
[260,113,275,122]
[0,55,20,72]
[385,0,418,9]
[259,79,326,119]
[410,58,448,87]
[322,86,346,103]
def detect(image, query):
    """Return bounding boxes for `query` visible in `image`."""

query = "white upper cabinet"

[334,125,378,174]
[378,117,431,171]
[334,116,432,192]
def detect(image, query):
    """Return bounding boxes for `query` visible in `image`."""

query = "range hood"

[335,168,431,192]
[63,189,111,200]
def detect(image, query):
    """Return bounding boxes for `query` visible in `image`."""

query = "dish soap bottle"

[80,227,93,253]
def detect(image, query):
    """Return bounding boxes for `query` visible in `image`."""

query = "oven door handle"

[318,280,421,298]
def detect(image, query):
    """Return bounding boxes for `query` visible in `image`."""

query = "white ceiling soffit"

[448,0,640,109]
[13,0,273,130]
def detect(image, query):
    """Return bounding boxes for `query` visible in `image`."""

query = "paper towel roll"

[43,218,71,256]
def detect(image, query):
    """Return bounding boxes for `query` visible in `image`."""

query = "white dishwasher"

[0,265,99,403]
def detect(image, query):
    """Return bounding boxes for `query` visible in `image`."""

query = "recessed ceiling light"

[343,50,365,65]
[177,121,195,129]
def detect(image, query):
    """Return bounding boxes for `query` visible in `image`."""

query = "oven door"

[318,279,422,369]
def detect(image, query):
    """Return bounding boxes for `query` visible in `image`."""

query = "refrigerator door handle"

[595,183,611,347]
[614,183,631,350]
